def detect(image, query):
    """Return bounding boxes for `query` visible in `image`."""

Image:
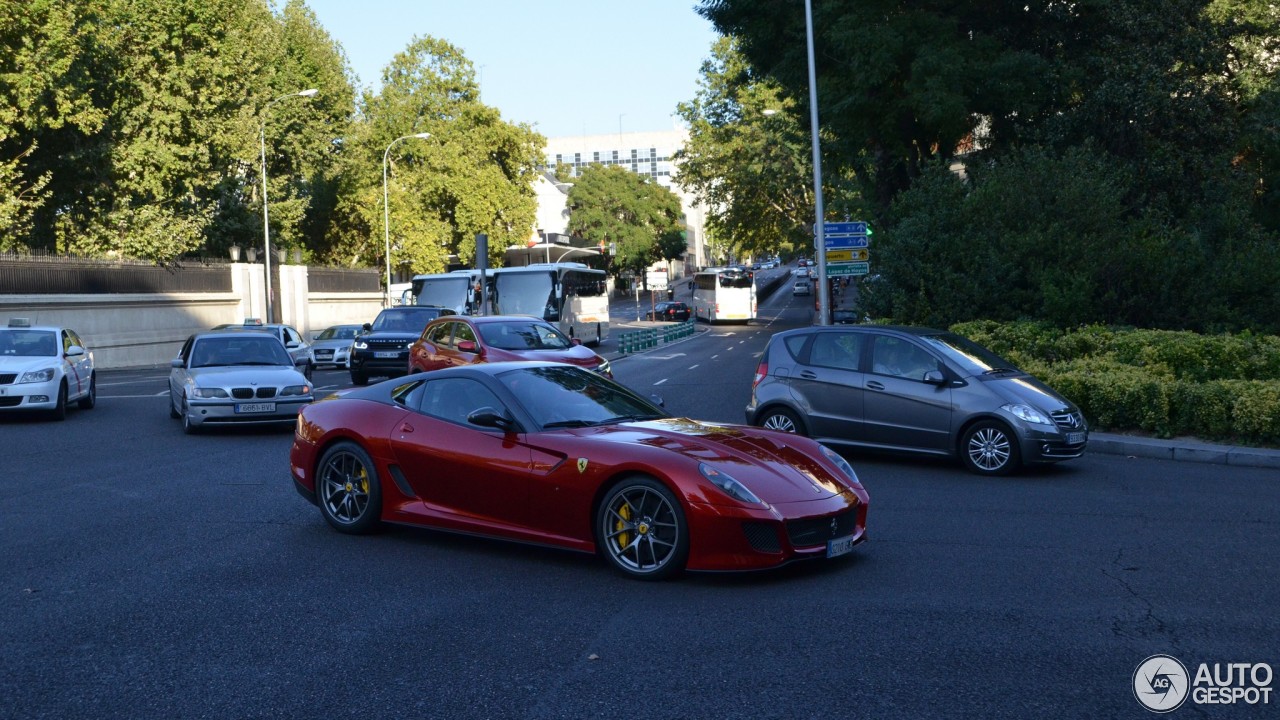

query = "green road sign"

[826,262,870,277]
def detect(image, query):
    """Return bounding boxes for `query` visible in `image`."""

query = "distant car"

[213,319,314,379]
[793,281,811,297]
[349,305,455,386]
[793,267,809,277]
[310,324,362,369]
[168,330,314,434]
[746,325,1088,475]
[0,318,96,420]
[289,362,869,579]
[409,315,611,378]
[831,309,862,325]
[645,301,691,322]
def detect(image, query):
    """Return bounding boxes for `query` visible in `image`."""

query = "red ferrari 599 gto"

[289,362,869,579]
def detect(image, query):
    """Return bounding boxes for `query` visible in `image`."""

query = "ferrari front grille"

[786,510,858,548]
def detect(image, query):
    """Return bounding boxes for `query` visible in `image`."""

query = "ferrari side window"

[419,378,504,427]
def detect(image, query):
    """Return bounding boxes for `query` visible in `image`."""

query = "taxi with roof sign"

[0,318,96,420]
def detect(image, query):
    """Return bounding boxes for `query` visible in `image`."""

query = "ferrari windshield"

[498,365,665,429]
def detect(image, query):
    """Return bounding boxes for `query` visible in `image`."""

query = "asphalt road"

[2,281,1277,719]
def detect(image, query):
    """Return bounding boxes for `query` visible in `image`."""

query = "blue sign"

[824,235,870,250]
[822,221,867,236]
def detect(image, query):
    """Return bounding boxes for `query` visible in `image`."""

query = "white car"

[168,330,314,434]
[0,318,96,420]
[309,324,362,369]
[793,281,812,297]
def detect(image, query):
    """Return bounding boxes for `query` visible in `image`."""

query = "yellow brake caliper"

[615,502,632,550]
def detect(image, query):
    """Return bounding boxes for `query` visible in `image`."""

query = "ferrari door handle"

[866,381,885,391]
[799,371,817,379]
[399,422,414,433]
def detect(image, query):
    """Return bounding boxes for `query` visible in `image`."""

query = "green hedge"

[950,321,1280,445]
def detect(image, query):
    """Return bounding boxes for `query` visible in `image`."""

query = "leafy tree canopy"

[565,164,685,276]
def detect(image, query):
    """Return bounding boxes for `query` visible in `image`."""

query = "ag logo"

[577,458,588,474]
[1134,654,1190,713]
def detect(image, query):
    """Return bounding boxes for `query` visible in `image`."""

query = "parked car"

[645,301,691,322]
[409,315,611,378]
[289,362,869,579]
[349,305,455,385]
[213,319,314,380]
[746,325,1088,475]
[310,324,362,369]
[168,330,314,434]
[793,281,811,297]
[0,318,96,420]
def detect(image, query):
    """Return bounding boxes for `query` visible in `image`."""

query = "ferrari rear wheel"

[316,441,382,534]
[597,476,688,580]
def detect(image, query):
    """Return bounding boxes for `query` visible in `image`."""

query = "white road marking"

[653,378,668,386]
[687,364,699,370]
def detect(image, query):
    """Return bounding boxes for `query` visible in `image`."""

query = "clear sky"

[303,0,722,139]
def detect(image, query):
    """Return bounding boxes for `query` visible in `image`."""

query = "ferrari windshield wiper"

[602,414,663,424]
[541,419,598,429]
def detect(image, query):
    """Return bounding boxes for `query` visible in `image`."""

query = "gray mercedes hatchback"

[745,326,1088,475]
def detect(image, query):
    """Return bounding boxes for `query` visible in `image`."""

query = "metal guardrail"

[617,320,696,355]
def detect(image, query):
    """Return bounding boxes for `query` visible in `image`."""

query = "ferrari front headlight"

[820,444,861,486]
[699,463,763,506]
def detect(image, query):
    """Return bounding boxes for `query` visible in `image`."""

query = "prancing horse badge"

[577,458,589,473]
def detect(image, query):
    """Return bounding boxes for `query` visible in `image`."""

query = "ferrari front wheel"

[316,441,383,534]
[597,476,688,580]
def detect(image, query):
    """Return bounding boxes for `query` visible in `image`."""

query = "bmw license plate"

[1066,431,1086,444]
[374,351,399,358]
[826,535,855,558]
[235,402,276,414]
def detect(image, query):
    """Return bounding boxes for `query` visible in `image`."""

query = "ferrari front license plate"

[1066,431,1085,444]
[374,351,399,358]
[235,402,276,414]
[827,535,855,558]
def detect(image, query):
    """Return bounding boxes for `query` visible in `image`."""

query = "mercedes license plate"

[374,351,399,358]
[826,535,855,558]
[235,402,276,414]
[1066,431,1085,444]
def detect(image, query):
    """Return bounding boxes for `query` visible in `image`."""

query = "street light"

[259,87,318,323]
[802,0,831,325]
[383,132,433,307]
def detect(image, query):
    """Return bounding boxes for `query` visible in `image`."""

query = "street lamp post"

[383,132,433,307]
[803,0,830,325]
[259,88,318,323]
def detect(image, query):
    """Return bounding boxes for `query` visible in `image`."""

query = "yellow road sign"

[826,248,869,263]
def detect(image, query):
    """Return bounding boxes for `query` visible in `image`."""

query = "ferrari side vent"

[742,522,781,554]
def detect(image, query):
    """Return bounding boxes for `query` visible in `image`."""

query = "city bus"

[692,266,756,323]
[410,270,489,314]
[490,263,610,345]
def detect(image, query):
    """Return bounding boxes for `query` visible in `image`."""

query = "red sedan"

[409,315,611,378]
[289,362,869,579]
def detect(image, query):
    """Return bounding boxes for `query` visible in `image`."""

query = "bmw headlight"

[1003,403,1053,426]
[18,367,55,383]
[819,445,861,485]
[280,384,311,397]
[192,387,229,399]
[699,463,763,505]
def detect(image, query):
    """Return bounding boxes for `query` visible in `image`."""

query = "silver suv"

[746,325,1088,475]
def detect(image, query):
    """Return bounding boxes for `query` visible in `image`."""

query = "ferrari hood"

[595,418,849,505]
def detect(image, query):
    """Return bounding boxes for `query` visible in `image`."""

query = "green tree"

[565,164,685,276]
[324,35,543,276]
[674,37,825,261]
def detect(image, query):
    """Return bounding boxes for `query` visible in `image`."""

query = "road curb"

[1087,433,1280,469]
